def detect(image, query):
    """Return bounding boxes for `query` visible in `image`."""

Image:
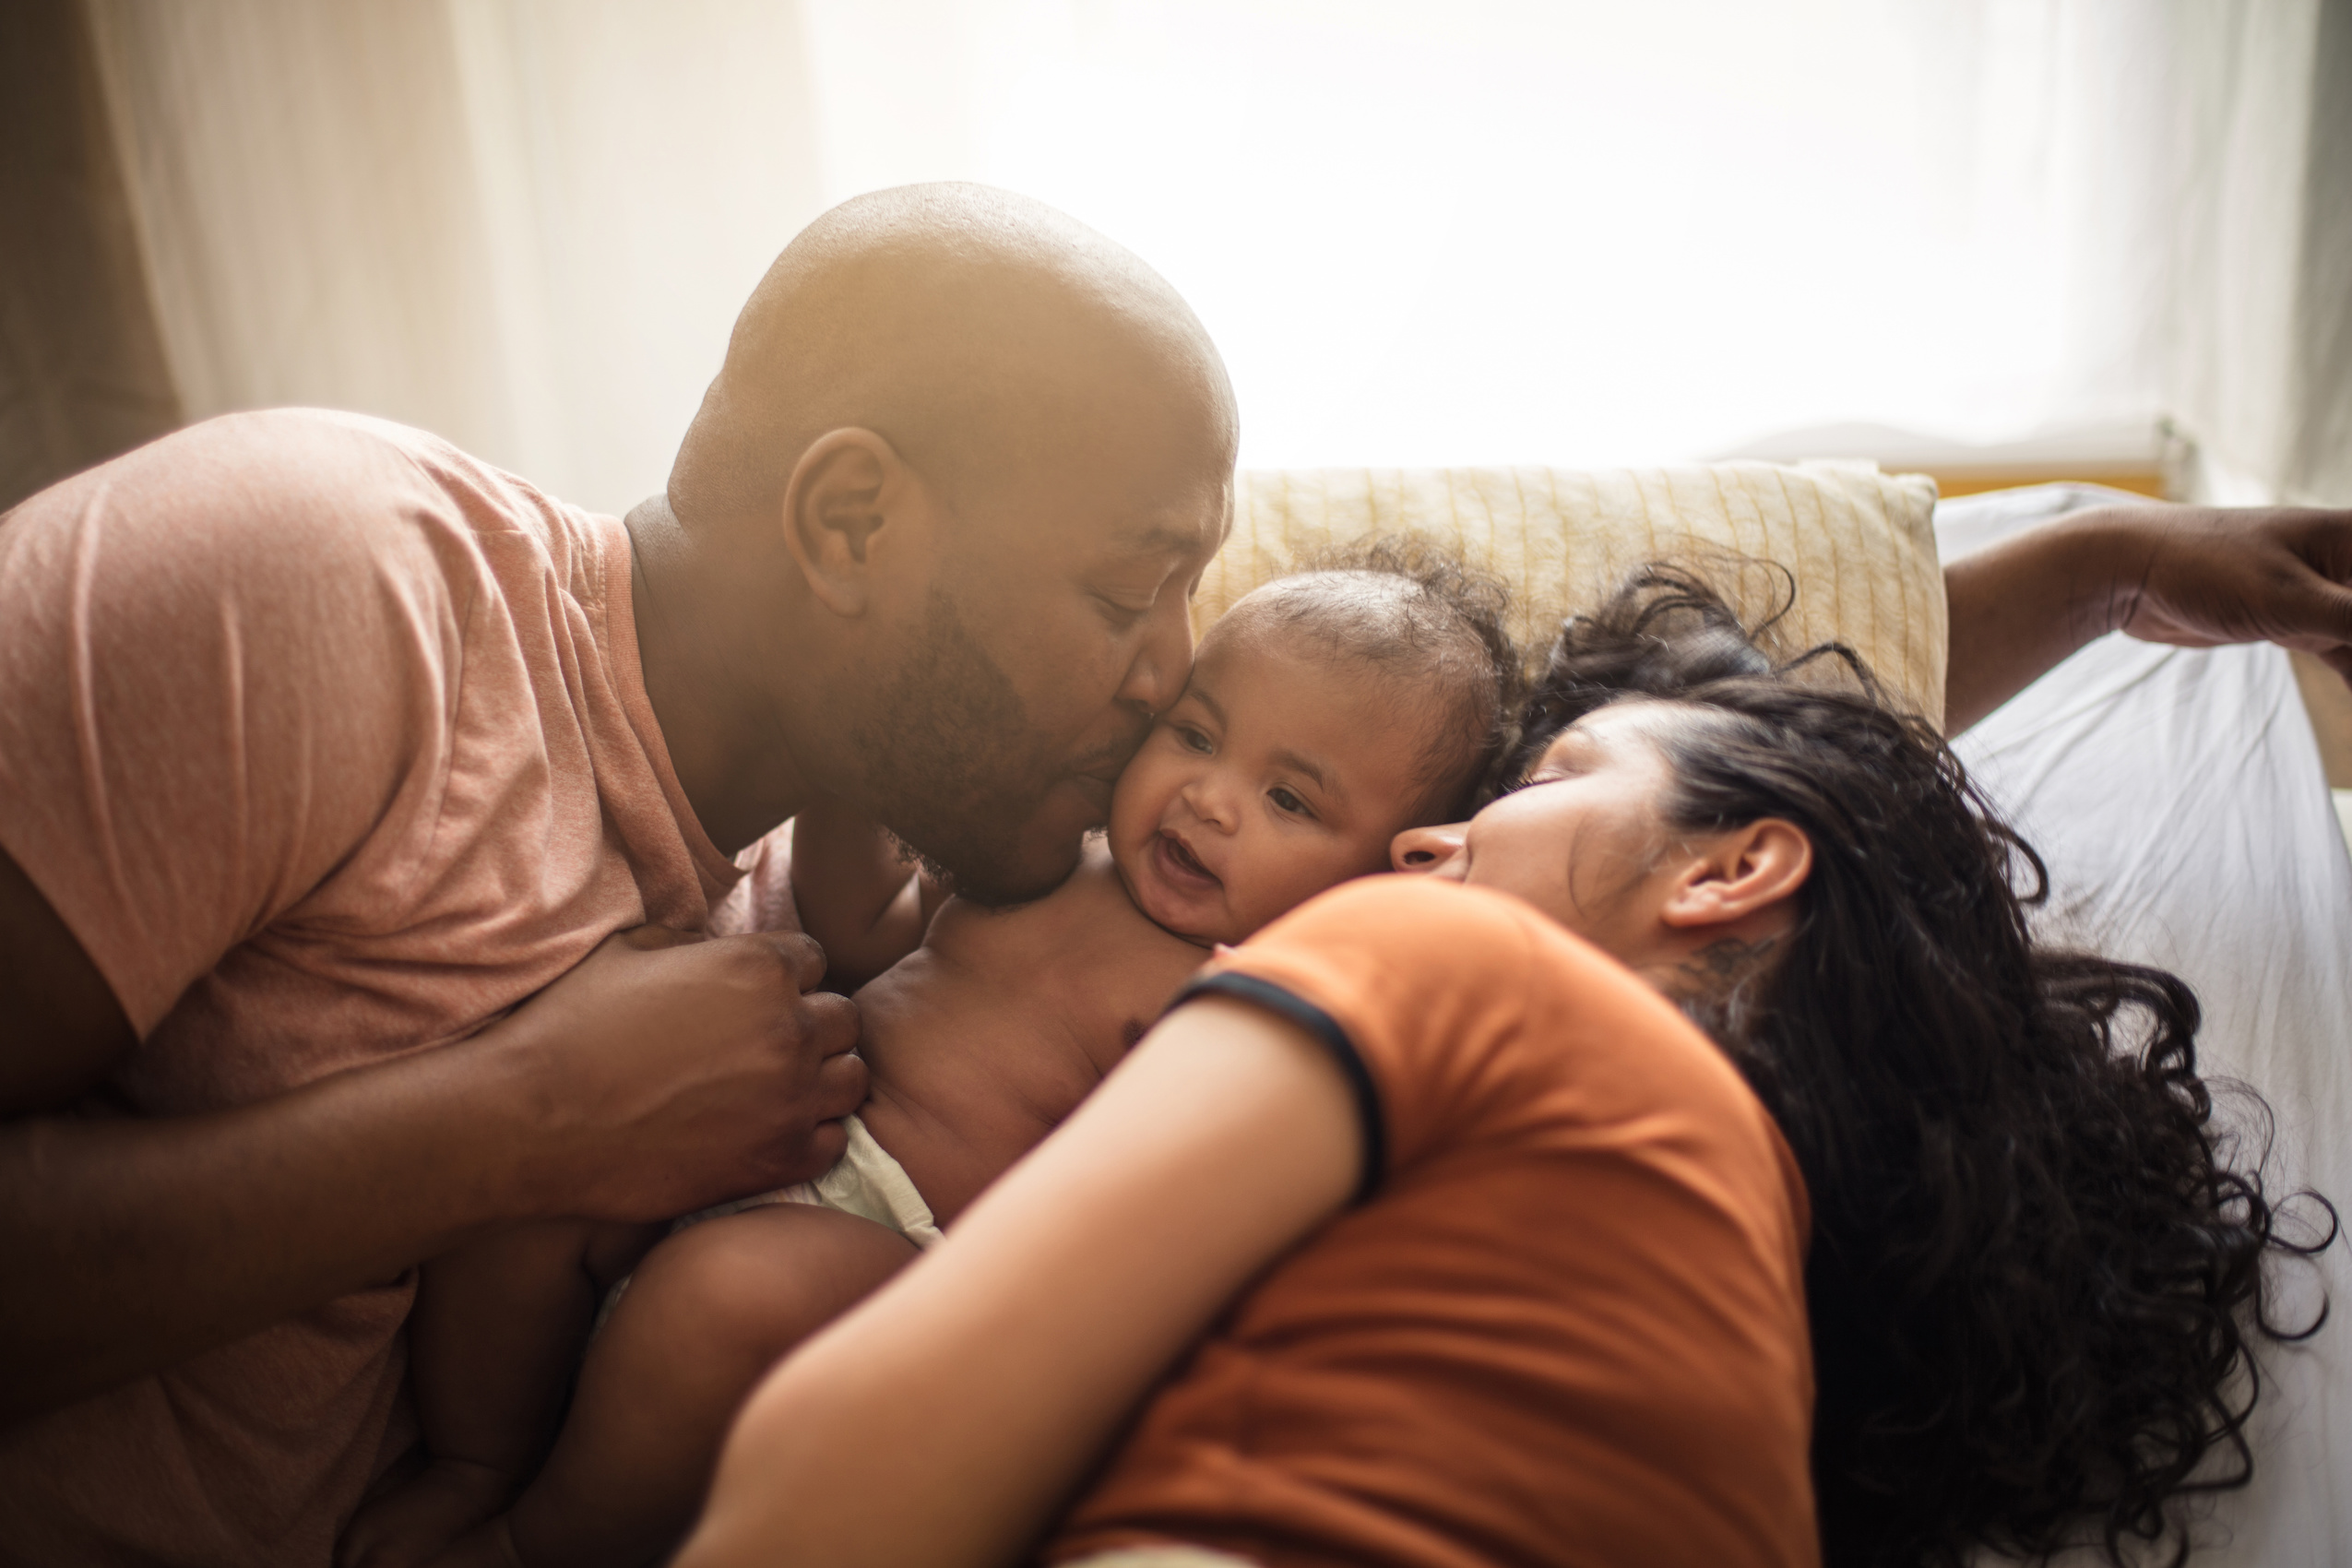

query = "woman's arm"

[1943,502,2352,734]
[671,996,1362,1568]
[790,800,943,989]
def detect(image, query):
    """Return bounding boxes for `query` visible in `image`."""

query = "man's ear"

[778,428,933,618]
[1657,819,1812,931]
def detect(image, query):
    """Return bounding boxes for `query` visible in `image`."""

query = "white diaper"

[596,1116,942,1334]
[682,1113,944,1249]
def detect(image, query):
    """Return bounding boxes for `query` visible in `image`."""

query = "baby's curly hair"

[1509,564,2336,1568]
[1222,535,1523,822]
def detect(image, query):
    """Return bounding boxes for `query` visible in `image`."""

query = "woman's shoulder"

[1219,873,1788,1188]
[1256,871,1537,939]
[1206,875,1669,1093]
[1241,873,1640,1004]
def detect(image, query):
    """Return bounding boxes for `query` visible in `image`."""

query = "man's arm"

[1943,503,2352,735]
[0,841,134,1114]
[0,850,868,1428]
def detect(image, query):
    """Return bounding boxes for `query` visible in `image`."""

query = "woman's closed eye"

[1518,732,1596,789]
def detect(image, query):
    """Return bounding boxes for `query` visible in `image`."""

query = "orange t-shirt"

[0,410,742,1566]
[1050,876,1820,1568]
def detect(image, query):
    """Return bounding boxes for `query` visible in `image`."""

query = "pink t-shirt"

[0,410,747,1565]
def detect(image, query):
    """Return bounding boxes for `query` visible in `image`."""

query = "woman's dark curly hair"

[1505,564,2334,1568]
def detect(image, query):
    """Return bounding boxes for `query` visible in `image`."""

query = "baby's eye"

[1268,786,1312,816]
[1175,724,1213,754]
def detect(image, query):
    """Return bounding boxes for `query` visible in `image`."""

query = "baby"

[339,549,1517,1568]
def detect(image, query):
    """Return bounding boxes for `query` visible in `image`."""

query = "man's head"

[671,184,1236,904]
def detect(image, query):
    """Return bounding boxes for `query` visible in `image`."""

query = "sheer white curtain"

[83,0,2345,515]
[2160,0,2348,504]
[85,0,826,515]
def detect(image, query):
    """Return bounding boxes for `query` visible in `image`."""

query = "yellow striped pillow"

[1194,463,1945,727]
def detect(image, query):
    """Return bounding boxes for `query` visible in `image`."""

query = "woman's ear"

[1657,819,1812,931]
[778,428,934,617]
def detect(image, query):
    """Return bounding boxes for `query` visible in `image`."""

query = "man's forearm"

[0,1038,548,1426]
[0,918,868,1430]
[1942,506,2134,735]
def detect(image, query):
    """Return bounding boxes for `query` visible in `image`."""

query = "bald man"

[2,183,2348,1567]
[0,184,1232,1565]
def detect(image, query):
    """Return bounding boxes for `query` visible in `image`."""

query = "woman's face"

[1390,704,1683,958]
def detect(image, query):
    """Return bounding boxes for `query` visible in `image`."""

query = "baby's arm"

[337,1220,655,1568]
[790,800,945,991]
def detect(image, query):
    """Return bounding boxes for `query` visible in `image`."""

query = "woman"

[671,572,2328,1568]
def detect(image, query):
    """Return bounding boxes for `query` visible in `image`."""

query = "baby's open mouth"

[1155,829,1220,888]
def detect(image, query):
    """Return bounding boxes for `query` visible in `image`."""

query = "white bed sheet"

[1941,486,2352,1566]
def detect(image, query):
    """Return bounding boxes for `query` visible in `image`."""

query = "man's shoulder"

[18,409,582,551]
[0,409,647,791]
[9,410,620,633]
[84,407,481,504]
[146,406,497,475]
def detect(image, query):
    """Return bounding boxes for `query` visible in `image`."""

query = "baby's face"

[1108,627,1437,944]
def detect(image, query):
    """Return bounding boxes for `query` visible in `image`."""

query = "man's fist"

[494,926,867,1222]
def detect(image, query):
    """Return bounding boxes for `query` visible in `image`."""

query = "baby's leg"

[340,1218,656,1568]
[470,1204,920,1568]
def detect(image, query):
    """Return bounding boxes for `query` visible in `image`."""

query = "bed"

[1942,485,2352,1567]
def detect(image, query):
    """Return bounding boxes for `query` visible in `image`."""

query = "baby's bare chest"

[851,861,1207,1220]
[863,879,1204,1092]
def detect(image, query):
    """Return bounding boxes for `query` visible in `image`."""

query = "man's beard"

[847,588,1117,907]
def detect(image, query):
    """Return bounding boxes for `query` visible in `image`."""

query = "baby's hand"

[791,801,939,991]
[336,1457,515,1568]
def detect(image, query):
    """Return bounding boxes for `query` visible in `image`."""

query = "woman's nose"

[1391,822,1468,873]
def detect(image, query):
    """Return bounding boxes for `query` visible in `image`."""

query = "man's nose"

[1391,822,1468,873]
[1117,595,1194,719]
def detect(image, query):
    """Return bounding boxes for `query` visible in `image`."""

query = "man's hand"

[2095,505,2352,680]
[494,927,867,1222]
[1943,503,2352,734]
